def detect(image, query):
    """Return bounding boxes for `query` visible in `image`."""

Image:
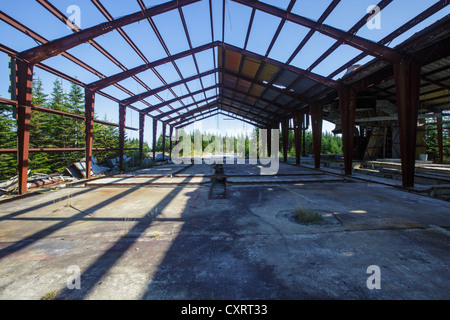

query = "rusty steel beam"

[175,108,219,127]
[121,68,218,106]
[281,117,289,162]
[16,60,34,195]
[221,83,294,113]
[437,116,444,164]
[217,97,280,118]
[394,58,422,188]
[310,104,323,169]
[136,0,205,116]
[27,104,138,130]
[152,118,157,161]
[0,11,142,113]
[0,148,138,154]
[339,86,357,175]
[329,0,449,80]
[168,102,219,123]
[139,113,145,167]
[35,0,174,116]
[293,110,303,165]
[85,89,95,180]
[88,42,218,91]
[286,0,340,65]
[162,123,167,161]
[219,102,274,124]
[176,111,220,129]
[232,0,402,63]
[169,126,174,160]
[155,95,219,121]
[308,0,393,72]
[20,0,200,64]
[149,84,219,116]
[219,111,265,128]
[119,104,126,172]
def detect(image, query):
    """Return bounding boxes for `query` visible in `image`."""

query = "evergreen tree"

[0,103,17,180]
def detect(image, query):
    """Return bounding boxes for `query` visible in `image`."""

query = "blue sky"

[1,0,449,144]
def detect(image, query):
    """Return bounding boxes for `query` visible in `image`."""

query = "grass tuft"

[294,207,323,224]
[40,290,58,300]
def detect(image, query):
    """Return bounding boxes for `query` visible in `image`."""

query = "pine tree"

[0,103,17,180]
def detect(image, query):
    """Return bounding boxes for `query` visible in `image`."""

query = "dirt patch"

[276,209,341,226]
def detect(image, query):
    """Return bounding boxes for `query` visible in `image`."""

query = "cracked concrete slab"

[0,163,449,300]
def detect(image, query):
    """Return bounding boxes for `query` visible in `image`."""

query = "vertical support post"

[311,103,323,169]
[85,89,95,180]
[118,103,126,172]
[139,113,145,167]
[302,113,307,157]
[293,111,303,165]
[281,118,289,162]
[339,86,357,175]
[267,125,272,157]
[169,126,173,160]
[437,116,443,164]
[152,118,157,161]
[162,122,166,161]
[394,58,421,187]
[16,60,33,195]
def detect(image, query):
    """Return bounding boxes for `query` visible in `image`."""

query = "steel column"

[394,58,421,187]
[85,89,95,179]
[162,123,166,161]
[281,118,289,162]
[339,86,357,175]
[139,113,145,167]
[311,104,323,169]
[294,111,303,165]
[169,126,173,160]
[437,117,443,164]
[152,118,157,161]
[16,60,33,195]
[119,103,126,172]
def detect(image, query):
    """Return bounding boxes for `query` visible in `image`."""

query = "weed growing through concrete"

[40,290,58,300]
[118,215,136,238]
[294,207,324,224]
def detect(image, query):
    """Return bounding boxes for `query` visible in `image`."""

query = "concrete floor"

[0,162,449,300]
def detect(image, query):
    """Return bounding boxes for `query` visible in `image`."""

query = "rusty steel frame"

[1,0,449,194]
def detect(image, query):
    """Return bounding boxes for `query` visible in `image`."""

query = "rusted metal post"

[311,103,323,169]
[293,111,303,165]
[281,118,289,162]
[339,86,356,175]
[139,113,145,167]
[302,112,307,157]
[84,89,95,180]
[394,58,421,187]
[169,126,173,160]
[16,60,33,195]
[152,118,157,161]
[162,122,166,161]
[119,103,126,172]
[437,116,443,164]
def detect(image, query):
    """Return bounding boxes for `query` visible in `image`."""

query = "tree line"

[0,77,149,180]
[155,127,343,158]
